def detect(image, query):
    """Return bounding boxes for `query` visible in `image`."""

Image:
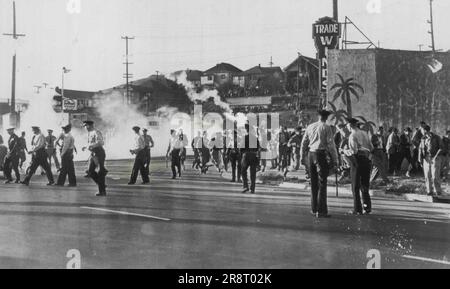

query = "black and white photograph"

[0,0,449,274]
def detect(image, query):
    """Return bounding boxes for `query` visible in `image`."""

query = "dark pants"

[229,150,242,182]
[388,152,399,174]
[351,154,372,213]
[23,149,54,184]
[412,147,421,173]
[278,144,288,170]
[4,154,20,181]
[308,151,329,215]
[57,150,76,186]
[397,148,413,174]
[88,148,107,194]
[144,148,151,175]
[130,150,149,184]
[241,152,258,192]
[200,148,210,173]
[171,149,181,178]
[192,149,201,169]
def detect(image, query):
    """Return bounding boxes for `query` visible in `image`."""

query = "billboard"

[62,98,78,111]
[313,17,341,94]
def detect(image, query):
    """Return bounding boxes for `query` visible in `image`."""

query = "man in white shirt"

[300,110,338,218]
[21,126,55,186]
[82,120,108,196]
[142,128,154,176]
[128,126,149,185]
[56,124,77,187]
[346,118,374,215]
[167,129,184,179]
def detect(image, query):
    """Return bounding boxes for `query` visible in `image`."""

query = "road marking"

[80,206,171,221]
[402,255,450,265]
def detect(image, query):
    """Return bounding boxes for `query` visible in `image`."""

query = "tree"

[355,116,377,136]
[330,73,364,117]
[328,102,349,125]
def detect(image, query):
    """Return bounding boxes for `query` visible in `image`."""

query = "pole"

[122,36,134,104]
[11,54,16,114]
[428,0,436,53]
[333,0,338,21]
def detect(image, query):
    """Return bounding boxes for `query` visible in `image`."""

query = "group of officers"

[2,110,445,218]
[0,120,108,196]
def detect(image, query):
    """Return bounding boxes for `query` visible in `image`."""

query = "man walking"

[21,126,54,186]
[241,123,260,194]
[288,127,303,171]
[18,131,28,170]
[56,124,77,187]
[370,126,389,184]
[398,128,414,177]
[45,129,60,172]
[82,121,108,196]
[300,110,338,218]
[3,128,20,184]
[142,128,154,176]
[128,126,149,185]
[346,118,374,215]
[228,128,242,183]
[167,129,183,179]
[386,128,400,175]
[419,125,444,196]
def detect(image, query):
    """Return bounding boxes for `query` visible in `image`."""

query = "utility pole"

[333,0,338,21]
[2,1,26,127]
[269,56,274,67]
[427,0,436,53]
[122,36,134,104]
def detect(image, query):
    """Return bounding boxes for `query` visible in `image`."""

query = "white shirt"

[132,134,145,151]
[87,129,104,149]
[348,129,373,155]
[61,133,75,156]
[31,133,46,152]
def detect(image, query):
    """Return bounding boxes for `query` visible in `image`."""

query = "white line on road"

[402,255,450,265]
[80,206,171,221]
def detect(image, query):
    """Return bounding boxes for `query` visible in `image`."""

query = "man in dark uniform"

[142,128,154,176]
[21,126,55,186]
[128,126,149,185]
[18,131,28,170]
[241,123,260,194]
[300,110,338,218]
[56,124,77,187]
[278,126,290,174]
[398,127,414,177]
[82,121,108,196]
[228,128,242,183]
[3,128,21,184]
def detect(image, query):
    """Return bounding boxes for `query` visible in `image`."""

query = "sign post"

[313,17,341,104]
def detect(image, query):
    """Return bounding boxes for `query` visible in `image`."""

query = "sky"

[1,0,449,101]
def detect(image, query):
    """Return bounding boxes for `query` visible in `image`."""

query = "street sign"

[62,98,78,111]
[313,17,341,94]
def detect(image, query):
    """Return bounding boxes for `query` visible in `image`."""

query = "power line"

[427,0,436,52]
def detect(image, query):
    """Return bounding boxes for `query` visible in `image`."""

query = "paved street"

[0,158,449,269]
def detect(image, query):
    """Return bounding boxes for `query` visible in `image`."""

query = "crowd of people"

[0,112,448,215]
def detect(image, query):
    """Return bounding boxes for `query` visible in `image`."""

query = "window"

[208,76,213,81]
[221,74,226,80]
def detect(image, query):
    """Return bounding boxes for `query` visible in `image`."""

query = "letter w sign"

[320,36,334,46]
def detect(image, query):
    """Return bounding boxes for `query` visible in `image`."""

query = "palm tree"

[327,102,349,126]
[330,74,364,117]
[355,116,377,136]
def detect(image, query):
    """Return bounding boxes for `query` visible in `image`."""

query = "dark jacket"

[419,133,444,161]
[8,134,20,156]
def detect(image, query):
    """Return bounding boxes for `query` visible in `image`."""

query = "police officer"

[167,129,183,179]
[346,118,374,215]
[300,110,338,218]
[227,128,242,183]
[241,123,260,194]
[56,124,77,187]
[142,128,154,176]
[128,126,149,185]
[3,128,20,184]
[45,129,60,172]
[82,121,108,196]
[21,126,55,186]
[288,126,303,171]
